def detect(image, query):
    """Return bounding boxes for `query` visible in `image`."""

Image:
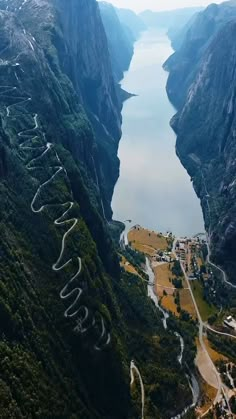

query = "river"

[112,29,204,237]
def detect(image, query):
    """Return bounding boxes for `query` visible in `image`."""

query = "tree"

[200,264,207,274]
[230,395,236,414]
[208,314,217,325]
[172,260,183,277]
[172,278,183,289]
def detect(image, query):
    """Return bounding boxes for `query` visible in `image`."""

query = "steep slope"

[168,12,199,51]
[115,7,146,41]
[5,0,122,219]
[170,17,236,286]
[52,0,122,138]
[165,0,236,108]
[0,0,195,417]
[99,2,134,82]
[0,3,126,416]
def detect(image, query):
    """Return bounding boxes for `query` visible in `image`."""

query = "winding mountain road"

[207,240,236,289]
[1,58,110,351]
[130,360,145,419]
[202,170,236,289]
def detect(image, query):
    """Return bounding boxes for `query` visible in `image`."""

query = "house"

[179,242,185,251]
[224,316,236,332]
[153,255,162,262]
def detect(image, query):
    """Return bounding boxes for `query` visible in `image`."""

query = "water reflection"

[112,29,204,236]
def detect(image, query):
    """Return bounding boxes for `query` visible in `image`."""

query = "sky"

[98,0,222,12]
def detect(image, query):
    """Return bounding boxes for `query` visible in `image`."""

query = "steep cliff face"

[115,7,146,40]
[0,0,194,417]
[99,2,134,82]
[53,0,122,140]
[168,12,200,51]
[165,0,236,109]
[169,13,236,284]
[3,0,122,219]
[0,3,126,416]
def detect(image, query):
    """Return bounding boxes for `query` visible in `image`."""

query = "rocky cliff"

[166,2,236,285]
[2,0,122,219]
[165,0,236,108]
[0,0,194,417]
[115,7,146,41]
[99,2,134,82]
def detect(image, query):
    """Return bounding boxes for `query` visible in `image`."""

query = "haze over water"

[112,29,204,237]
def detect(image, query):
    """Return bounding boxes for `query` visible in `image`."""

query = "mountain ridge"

[166,1,236,287]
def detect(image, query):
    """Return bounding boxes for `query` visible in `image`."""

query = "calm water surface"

[112,29,204,237]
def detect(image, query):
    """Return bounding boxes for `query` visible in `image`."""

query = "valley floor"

[123,225,236,418]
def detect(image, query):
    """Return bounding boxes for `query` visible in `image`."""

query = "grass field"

[161,295,180,317]
[154,261,198,319]
[154,263,175,296]
[180,289,197,319]
[130,243,156,256]
[120,255,140,277]
[197,257,203,267]
[158,287,197,319]
[128,227,168,256]
[203,337,228,363]
[196,381,218,417]
[190,280,218,322]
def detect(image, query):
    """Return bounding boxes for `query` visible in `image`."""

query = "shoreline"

[111,28,204,237]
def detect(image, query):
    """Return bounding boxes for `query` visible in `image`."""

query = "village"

[122,226,236,334]
[120,224,236,417]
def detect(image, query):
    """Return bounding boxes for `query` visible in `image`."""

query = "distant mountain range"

[140,7,203,35]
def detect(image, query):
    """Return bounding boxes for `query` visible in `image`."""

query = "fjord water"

[112,29,204,236]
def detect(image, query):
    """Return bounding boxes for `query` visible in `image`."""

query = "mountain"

[0,0,194,417]
[140,7,203,33]
[165,0,236,108]
[99,2,134,82]
[116,7,147,40]
[166,1,236,286]
[168,12,199,51]
[2,0,123,221]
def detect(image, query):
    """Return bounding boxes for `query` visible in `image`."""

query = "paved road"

[205,324,236,340]
[3,79,110,351]
[156,283,189,291]
[173,239,236,416]
[202,170,236,289]
[172,240,222,404]
[207,240,236,289]
[130,360,145,419]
